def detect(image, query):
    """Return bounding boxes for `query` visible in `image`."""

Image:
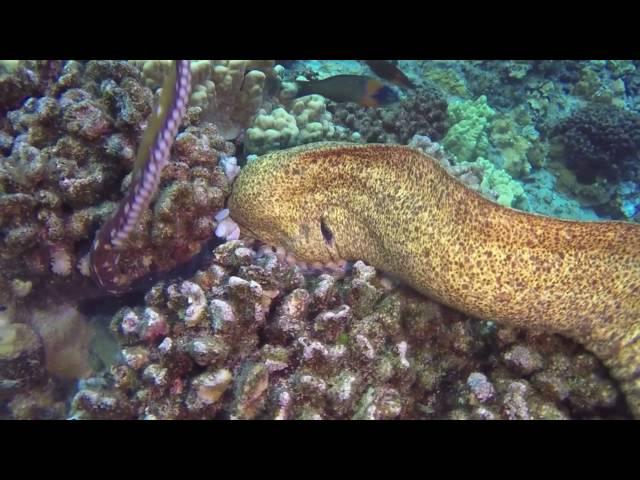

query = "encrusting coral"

[329,83,450,144]
[226,142,640,416]
[0,61,235,302]
[551,103,640,184]
[66,241,626,420]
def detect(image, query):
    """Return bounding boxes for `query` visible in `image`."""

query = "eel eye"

[320,217,333,245]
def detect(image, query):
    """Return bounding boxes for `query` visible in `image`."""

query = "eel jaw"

[214,208,349,275]
[255,243,349,275]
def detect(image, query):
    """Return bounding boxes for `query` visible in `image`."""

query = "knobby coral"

[552,104,640,184]
[329,83,449,144]
[0,61,234,304]
[64,241,625,420]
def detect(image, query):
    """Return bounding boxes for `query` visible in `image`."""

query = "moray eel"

[90,60,192,294]
[228,142,640,416]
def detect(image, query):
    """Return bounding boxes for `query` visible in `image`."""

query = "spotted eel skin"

[90,60,192,294]
[228,142,640,416]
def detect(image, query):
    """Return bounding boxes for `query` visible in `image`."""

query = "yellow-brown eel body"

[228,142,640,416]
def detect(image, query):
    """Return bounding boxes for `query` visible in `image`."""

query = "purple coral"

[552,104,640,184]
[330,83,449,144]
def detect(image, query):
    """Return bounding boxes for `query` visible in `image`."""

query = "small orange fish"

[295,75,399,107]
[365,60,415,89]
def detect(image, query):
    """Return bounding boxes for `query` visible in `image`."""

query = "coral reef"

[410,135,527,209]
[404,60,640,220]
[489,108,546,178]
[551,104,640,184]
[0,301,95,419]
[550,162,617,207]
[0,322,45,395]
[572,63,627,107]
[422,65,470,98]
[246,95,348,155]
[436,61,533,110]
[466,157,527,208]
[442,95,495,163]
[0,60,151,303]
[29,303,94,380]
[88,122,234,293]
[521,169,601,221]
[2,60,639,420]
[615,181,640,220]
[64,241,626,420]
[244,108,298,154]
[89,61,193,294]
[0,61,65,115]
[0,61,235,304]
[132,60,281,140]
[329,83,449,144]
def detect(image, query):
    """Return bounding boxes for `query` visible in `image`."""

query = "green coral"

[444,96,547,181]
[573,64,626,107]
[423,67,469,98]
[475,157,526,208]
[607,60,636,78]
[489,109,547,178]
[506,61,531,80]
[490,116,533,177]
[442,96,495,163]
[0,60,19,76]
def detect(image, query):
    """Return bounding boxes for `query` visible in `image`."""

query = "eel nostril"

[320,217,333,245]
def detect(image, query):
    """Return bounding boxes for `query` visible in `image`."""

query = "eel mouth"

[215,208,350,275]
[254,241,350,275]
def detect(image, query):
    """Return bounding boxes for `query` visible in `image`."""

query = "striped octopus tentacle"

[90,60,192,294]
